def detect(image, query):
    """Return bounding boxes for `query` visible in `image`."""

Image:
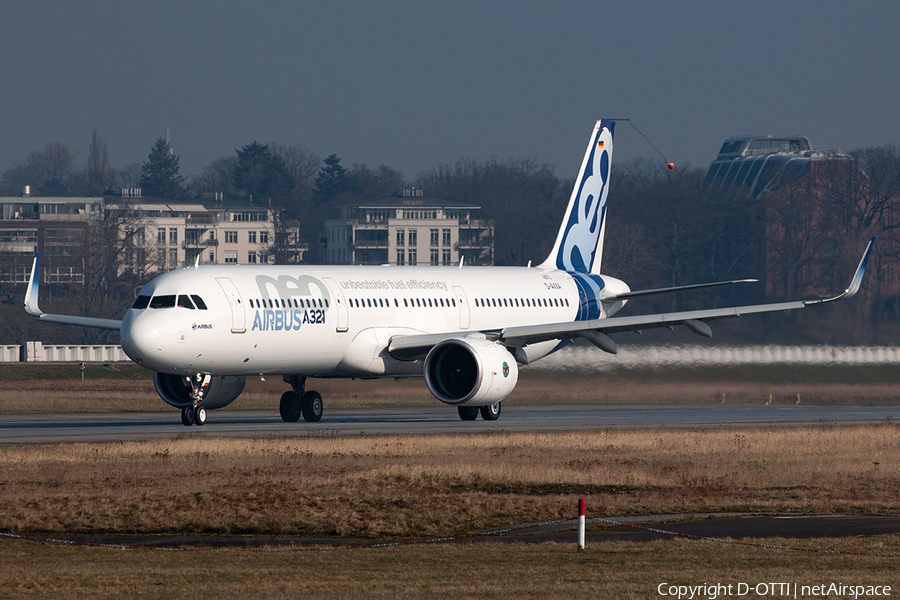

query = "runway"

[1,403,897,445]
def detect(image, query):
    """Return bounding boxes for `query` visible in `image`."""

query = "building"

[703,134,850,201]
[106,190,294,273]
[0,189,305,295]
[324,188,494,266]
[702,134,900,303]
[0,193,103,288]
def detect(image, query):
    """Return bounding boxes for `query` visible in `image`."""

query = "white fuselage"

[121,264,630,378]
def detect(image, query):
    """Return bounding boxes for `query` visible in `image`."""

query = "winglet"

[22,253,122,331]
[804,237,874,306]
[24,255,44,316]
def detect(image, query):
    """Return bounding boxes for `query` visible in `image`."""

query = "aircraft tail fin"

[540,119,614,274]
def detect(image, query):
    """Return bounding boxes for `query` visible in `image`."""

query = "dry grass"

[3,426,899,597]
[2,373,900,414]
[2,427,899,538]
[1,535,898,599]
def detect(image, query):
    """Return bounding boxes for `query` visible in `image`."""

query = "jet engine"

[153,372,246,409]
[424,338,518,406]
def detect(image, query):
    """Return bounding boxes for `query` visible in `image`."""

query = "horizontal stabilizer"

[601,279,758,301]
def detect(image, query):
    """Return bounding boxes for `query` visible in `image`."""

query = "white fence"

[0,345,21,362]
[529,345,900,372]
[0,342,131,363]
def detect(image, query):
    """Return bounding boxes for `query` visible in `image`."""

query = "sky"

[1,1,898,183]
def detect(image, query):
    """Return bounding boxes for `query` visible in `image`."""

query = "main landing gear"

[458,402,501,421]
[280,375,323,423]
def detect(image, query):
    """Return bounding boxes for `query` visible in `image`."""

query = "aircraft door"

[453,286,470,329]
[323,277,349,333]
[215,277,246,333]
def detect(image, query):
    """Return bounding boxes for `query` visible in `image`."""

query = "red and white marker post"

[577,498,586,551]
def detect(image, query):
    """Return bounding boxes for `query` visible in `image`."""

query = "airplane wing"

[389,237,873,359]
[24,255,122,331]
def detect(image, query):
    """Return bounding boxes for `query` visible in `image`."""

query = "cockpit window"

[190,295,208,310]
[177,295,196,309]
[131,295,151,310]
[149,295,176,309]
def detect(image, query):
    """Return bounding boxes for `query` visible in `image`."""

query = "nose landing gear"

[180,374,210,426]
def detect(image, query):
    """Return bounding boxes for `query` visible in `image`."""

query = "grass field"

[2,361,900,414]
[2,535,897,599]
[1,366,898,597]
[3,428,899,538]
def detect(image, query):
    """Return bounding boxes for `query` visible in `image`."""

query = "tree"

[417,157,565,266]
[347,163,407,198]
[191,155,240,198]
[313,154,348,204]
[86,128,113,194]
[2,142,77,195]
[139,138,187,199]
[270,143,320,198]
[232,141,294,205]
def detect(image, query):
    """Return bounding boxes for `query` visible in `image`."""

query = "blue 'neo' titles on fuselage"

[251,309,325,332]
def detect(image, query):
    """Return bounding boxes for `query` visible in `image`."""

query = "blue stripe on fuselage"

[569,272,606,321]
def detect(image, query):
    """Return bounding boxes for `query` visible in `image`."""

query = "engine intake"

[153,372,246,409]
[424,338,518,406]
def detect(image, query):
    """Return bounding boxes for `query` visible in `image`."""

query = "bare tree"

[77,205,152,343]
[417,157,564,266]
[270,143,320,197]
[190,155,240,198]
[2,142,77,195]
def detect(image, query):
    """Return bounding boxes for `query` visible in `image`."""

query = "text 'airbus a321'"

[24,120,873,426]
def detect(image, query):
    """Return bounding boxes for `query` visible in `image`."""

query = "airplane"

[24,120,874,426]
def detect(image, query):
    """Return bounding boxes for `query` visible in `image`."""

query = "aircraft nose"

[120,310,166,367]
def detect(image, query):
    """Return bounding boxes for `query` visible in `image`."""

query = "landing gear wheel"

[301,391,323,422]
[458,406,479,421]
[193,406,207,426]
[279,391,302,422]
[480,402,501,421]
[181,407,194,426]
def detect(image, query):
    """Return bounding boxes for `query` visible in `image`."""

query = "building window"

[209,252,215,263]
[248,252,257,263]
[158,228,166,245]
[408,249,417,266]
[225,231,238,244]
[169,228,178,245]
[442,229,451,247]
[442,249,451,265]
[408,229,417,247]
[430,249,439,265]
[430,229,439,247]
[248,231,257,244]
[396,249,405,265]
[168,248,178,269]
[260,231,269,244]
[225,251,238,264]
[396,229,405,247]
[259,252,268,264]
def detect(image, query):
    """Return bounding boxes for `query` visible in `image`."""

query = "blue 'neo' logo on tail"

[555,121,613,273]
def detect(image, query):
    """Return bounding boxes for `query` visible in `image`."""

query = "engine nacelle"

[424,338,518,406]
[153,372,246,410]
